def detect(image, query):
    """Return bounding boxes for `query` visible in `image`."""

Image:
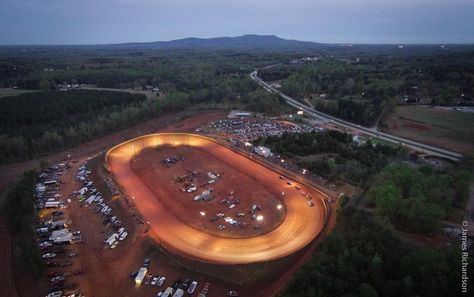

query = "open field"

[381,106,474,153]
[0,88,38,98]
[106,133,328,264]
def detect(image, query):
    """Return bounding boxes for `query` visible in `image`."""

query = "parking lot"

[205,118,314,141]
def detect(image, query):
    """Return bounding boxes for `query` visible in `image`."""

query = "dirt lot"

[132,146,285,238]
[381,106,474,153]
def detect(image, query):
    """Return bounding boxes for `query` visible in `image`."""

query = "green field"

[0,88,38,98]
[382,106,474,153]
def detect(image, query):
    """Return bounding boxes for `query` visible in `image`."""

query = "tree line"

[368,164,472,234]
[282,207,467,297]
[2,170,44,278]
[255,131,405,186]
[0,90,154,162]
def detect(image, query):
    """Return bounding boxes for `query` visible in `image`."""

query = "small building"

[228,110,252,118]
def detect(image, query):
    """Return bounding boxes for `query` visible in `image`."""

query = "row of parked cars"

[75,163,128,249]
[33,162,86,297]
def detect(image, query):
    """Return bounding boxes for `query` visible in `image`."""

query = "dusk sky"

[1,0,473,45]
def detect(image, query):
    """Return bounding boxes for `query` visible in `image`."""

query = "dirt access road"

[106,133,327,264]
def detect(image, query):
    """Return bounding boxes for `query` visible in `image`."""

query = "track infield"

[106,133,327,265]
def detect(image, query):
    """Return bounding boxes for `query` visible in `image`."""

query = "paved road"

[106,133,327,264]
[250,71,463,161]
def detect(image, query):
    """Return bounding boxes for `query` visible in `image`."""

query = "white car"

[157,276,166,286]
[193,195,202,201]
[187,281,197,294]
[39,241,52,248]
[117,227,125,235]
[110,241,119,249]
[42,253,56,259]
[119,231,128,241]
[151,277,159,286]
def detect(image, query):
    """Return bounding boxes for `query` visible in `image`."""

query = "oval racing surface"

[106,133,327,265]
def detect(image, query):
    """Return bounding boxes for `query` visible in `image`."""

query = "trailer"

[44,180,58,186]
[162,287,174,297]
[45,202,61,208]
[105,233,119,246]
[172,288,184,297]
[85,195,95,204]
[134,267,147,285]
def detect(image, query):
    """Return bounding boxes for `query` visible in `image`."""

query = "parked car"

[187,281,197,294]
[119,231,128,241]
[202,282,210,294]
[157,276,166,286]
[42,253,56,259]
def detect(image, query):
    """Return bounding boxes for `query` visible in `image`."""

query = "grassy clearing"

[382,106,474,152]
[0,88,38,98]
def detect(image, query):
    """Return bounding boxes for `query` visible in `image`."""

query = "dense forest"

[257,131,471,232]
[0,90,153,161]
[259,51,474,125]
[368,164,471,233]
[0,50,294,163]
[2,170,44,278]
[282,207,469,297]
[255,131,404,185]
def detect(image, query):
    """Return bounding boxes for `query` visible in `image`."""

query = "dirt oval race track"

[106,133,327,264]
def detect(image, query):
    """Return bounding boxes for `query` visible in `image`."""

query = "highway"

[106,133,327,264]
[250,71,463,161]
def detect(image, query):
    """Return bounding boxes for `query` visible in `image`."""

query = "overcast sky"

[1,0,473,45]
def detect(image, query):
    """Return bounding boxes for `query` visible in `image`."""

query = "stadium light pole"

[200,211,206,229]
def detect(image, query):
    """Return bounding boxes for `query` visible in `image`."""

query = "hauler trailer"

[172,288,184,297]
[45,202,61,208]
[162,287,174,297]
[105,233,119,246]
[135,267,148,285]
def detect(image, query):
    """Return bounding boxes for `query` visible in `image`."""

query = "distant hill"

[111,34,324,49]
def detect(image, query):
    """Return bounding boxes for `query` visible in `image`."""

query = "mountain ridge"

[109,34,324,49]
